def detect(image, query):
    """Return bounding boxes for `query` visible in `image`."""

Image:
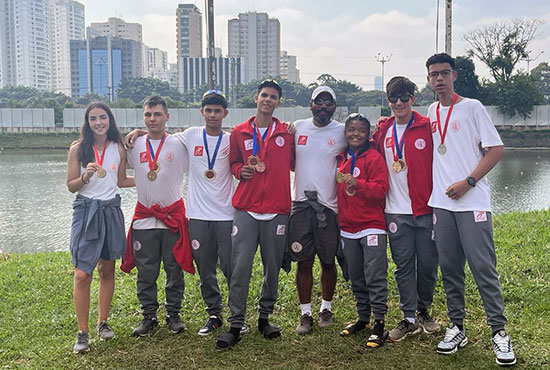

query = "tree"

[116,77,181,102]
[464,19,544,82]
[76,92,106,106]
[454,56,481,100]
[531,62,550,103]
[110,98,137,108]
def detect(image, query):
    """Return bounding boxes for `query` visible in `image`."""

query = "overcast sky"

[79,0,550,90]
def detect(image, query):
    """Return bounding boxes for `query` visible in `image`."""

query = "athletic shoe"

[166,313,187,334]
[417,310,440,334]
[492,330,517,366]
[366,329,389,348]
[240,322,250,334]
[73,331,89,354]
[97,321,115,341]
[436,323,468,354]
[318,309,334,328]
[389,319,421,342]
[198,316,223,336]
[132,316,158,337]
[295,314,313,335]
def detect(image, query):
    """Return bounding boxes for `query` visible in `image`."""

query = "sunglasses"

[387,94,413,104]
[261,78,280,87]
[313,97,335,106]
[202,89,226,99]
[428,69,453,79]
[345,113,369,123]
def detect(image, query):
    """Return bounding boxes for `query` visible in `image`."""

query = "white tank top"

[78,142,120,200]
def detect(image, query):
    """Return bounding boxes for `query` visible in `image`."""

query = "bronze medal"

[96,167,107,178]
[255,161,266,173]
[204,169,216,180]
[391,161,402,173]
[153,162,161,173]
[438,143,447,155]
[147,170,157,181]
[345,185,356,197]
[247,155,260,167]
[336,171,345,183]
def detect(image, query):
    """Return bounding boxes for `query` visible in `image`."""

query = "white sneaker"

[492,330,517,366]
[436,323,468,354]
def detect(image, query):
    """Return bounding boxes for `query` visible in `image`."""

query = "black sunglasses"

[313,97,335,106]
[387,94,413,104]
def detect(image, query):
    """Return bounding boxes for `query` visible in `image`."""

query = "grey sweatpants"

[189,219,232,317]
[227,210,288,328]
[433,208,507,331]
[386,214,439,318]
[342,234,388,321]
[133,229,184,317]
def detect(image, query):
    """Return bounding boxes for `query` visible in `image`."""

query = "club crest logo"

[451,121,460,132]
[291,242,303,253]
[139,151,148,163]
[276,137,285,147]
[191,239,200,250]
[194,146,204,156]
[133,240,142,251]
[415,138,426,150]
[389,222,398,233]
[327,138,336,148]
[297,135,308,145]
[165,151,174,162]
[385,137,394,148]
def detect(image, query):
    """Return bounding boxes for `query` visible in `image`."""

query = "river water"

[0,150,549,253]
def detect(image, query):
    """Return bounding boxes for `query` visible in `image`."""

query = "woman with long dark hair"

[66,101,134,353]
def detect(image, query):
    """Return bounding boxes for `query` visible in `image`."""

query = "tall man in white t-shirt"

[425,53,516,366]
[289,86,346,334]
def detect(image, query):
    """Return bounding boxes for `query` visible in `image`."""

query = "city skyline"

[77,0,550,90]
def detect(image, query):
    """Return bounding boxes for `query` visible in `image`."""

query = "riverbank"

[1,129,550,150]
[0,210,548,369]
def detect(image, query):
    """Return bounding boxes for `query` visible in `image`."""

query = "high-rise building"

[176,4,202,59]
[89,17,142,43]
[228,12,280,82]
[70,33,143,99]
[280,50,299,83]
[0,0,53,90]
[147,47,169,82]
[51,0,85,95]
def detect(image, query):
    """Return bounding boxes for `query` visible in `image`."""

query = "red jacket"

[230,116,295,214]
[337,147,389,233]
[120,198,195,274]
[371,111,433,217]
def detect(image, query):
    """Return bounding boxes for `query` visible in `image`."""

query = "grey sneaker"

[295,314,313,335]
[97,321,115,341]
[132,316,158,337]
[389,319,421,342]
[492,330,517,366]
[166,313,187,334]
[318,309,333,328]
[436,323,468,354]
[73,331,89,354]
[417,310,440,334]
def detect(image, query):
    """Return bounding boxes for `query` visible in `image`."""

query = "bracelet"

[81,173,90,184]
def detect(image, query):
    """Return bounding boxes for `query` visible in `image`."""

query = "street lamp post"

[376,53,392,105]
[524,51,544,74]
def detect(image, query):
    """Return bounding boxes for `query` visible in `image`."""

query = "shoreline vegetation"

[1,130,550,150]
[0,210,549,369]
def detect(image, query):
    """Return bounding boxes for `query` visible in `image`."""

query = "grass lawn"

[0,210,549,369]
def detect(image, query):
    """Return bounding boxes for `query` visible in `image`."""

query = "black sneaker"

[132,316,158,337]
[166,313,187,334]
[198,316,223,336]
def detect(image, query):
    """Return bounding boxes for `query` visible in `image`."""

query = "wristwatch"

[466,176,476,187]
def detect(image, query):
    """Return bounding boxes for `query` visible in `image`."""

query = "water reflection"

[0,150,548,253]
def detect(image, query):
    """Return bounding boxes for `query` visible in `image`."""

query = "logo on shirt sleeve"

[139,151,148,163]
[194,146,204,156]
[385,137,394,148]
[244,139,254,150]
[297,135,308,145]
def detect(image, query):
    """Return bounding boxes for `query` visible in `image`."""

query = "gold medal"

[204,169,216,180]
[247,155,260,167]
[147,170,157,181]
[96,167,107,178]
[391,161,402,173]
[336,172,345,183]
[153,162,161,173]
[438,143,447,155]
[255,161,266,173]
[345,185,356,197]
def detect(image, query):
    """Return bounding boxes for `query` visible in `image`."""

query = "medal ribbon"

[252,119,274,159]
[93,142,109,167]
[146,133,166,171]
[391,113,415,162]
[203,129,223,170]
[436,93,458,147]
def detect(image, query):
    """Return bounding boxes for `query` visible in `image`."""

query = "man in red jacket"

[216,79,295,350]
[371,76,439,342]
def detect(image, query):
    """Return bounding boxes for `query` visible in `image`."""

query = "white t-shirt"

[127,134,189,229]
[79,141,120,201]
[174,127,235,221]
[428,98,503,212]
[293,118,346,213]
[384,123,413,214]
